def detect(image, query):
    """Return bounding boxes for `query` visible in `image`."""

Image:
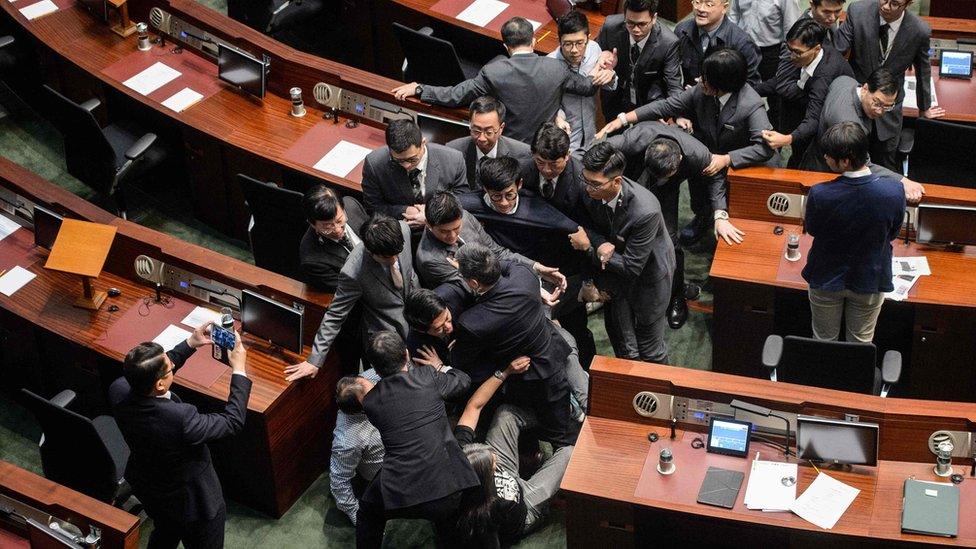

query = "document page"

[456,0,509,27]
[0,266,36,297]
[123,62,182,96]
[180,306,221,329]
[892,256,931,276]
[790,473,860,529]
[153,324,192,352]
[19,0,58,20]
[161,87,204,113]
[902,76,938,110]
[0,214,21,242]
[743,459,797,512]
[312,140,373,178]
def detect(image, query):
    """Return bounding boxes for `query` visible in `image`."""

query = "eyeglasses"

[582,175,612,189]
[390,153,422,168]
[157,367,174,380]
[560,39,587,50]
[691,0,724,8]
[469,126,499,138]
[869,97,896,112]
[487,191,518,202]
[624,20,652,29]
[787,46,814,58]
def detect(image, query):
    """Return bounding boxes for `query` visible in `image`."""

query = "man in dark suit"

[392,17,611,142]
[404,286,467,369]
[594,0,683,121]
[109,323,251,549]
[360,119,466,233]
[757,19,855,168]
[356,331,478,548]
[575,142,675,364]
[285,215,420,382]
[600,48,774,246]
[834,0,945,170]
[799,0,847,47]
[673,0,761,88]
[445,96,530,190]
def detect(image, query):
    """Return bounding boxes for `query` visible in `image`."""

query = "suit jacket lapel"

[636,24,660,70]
[465,139,478,185]
[368,256,397,295]
[720,93,738,128]
[425,150,441,198]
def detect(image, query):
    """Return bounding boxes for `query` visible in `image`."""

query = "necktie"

[879,23,890,61]
[701,32,711,54]
[390,261,403,290]
[541,178,555,199]
[409,169,423,202]
[475,156,487,189]
[338,233,352,252]
[629,42,641,68]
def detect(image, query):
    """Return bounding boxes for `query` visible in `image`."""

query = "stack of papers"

[743,459,797,512]
[313,141,373,178]
[19,0,58,20]
[180,306,222,329]
[886,256,931,301]
[903,76,938,110]
[161,87,204,113]
[456,0,509,27]
[153,324,192,352]
[790,473,860,529]
[123,63,182,96]
[0,266,36,297]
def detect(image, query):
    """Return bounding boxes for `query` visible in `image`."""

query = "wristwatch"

[493,370,507,381]
[616,112,630,128]
[414,84,424,96]
[713,210,730,222]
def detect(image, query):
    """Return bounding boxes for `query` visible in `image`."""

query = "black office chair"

[392,23,482,86]
[19,389,130,505]
[761,335,902,397]
[907,117,976,188]
[227,0,324,35]
[237,174,307,280]
[40,85,168,219]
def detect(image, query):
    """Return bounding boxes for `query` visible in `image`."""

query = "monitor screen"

[940,50,973,79]
[33,205,63,249]
[217,44,267,99]
[707,417,751,457]
[916,203,976,247]
[77,0,108,22]
[417,113,470,145]
[796,415,879,466]
[241,289,303,353]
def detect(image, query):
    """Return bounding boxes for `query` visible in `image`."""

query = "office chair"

[762,335,902,397]
[237,174,307,280]
[227,0,323,36]
[907,117,976,188]
[20,389,131,505]
[40,85,168,219]
[392,23,482,86]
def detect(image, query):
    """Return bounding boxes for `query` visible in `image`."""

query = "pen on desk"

[538,30,551,42]
[810,461,821,474]
[0,269,7,278]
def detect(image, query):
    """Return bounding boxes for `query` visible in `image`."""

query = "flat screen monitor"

[940,50,973,79]
[546,0,574,20]
[796,415,879,466]
[77,0,108,22]
[33,205,63,249]
[241,289,303,353]
[916,203,976,247]
[217,44,267,99]
[706,417,752,457]
[417,112,470,145]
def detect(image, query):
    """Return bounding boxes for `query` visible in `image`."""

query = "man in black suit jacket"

[109,323,251,549]
[576,142,675,364]
[445,96,531,190]
[357,331,478,548]
[757,19,855,168]
[595,0,683,121]
[673,0,761,87]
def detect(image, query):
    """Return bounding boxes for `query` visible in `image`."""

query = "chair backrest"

[907,118,976,188]
[41,85,117,192]
[226,0,275,31]
[391,23,467,86]
[776,336,878,395]
[237,174,307,279]
[19,389,119,502]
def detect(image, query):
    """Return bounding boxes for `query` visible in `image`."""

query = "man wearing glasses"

[674,0,761,88]
[591,1,681,128]
[834,0,945,171]
[445,96,530,190]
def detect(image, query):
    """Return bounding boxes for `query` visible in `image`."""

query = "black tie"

[475,156,487,189]
[630,42,641,68]
[603,203,614,229]
[409,169,423,202]
[879,23,890,60]
[338,233,352,252]
[541,178,555,199]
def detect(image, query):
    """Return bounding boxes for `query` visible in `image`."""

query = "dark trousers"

[147,506,226,549]
[869,123,899,173]
[356,479,466,549]
[552,275,596,369]
[650,178,685,300]
[506,370,579,448]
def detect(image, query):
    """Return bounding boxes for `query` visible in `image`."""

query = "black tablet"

[940,50,973,80]
[706,417,752,458]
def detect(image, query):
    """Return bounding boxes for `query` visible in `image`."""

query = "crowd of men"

[109,0,935,547]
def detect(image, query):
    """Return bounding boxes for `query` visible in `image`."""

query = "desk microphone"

[730,399,791,456]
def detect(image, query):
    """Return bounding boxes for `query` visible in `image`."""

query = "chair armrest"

[882,350,902,385]
[49,389,77,409]
[418,26,434,36]
[79,98,101,113]
[124,133,157,161]
[762,335,783,369]
[0,36,14,49]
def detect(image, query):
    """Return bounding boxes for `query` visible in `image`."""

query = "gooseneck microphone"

[730,399,791,457]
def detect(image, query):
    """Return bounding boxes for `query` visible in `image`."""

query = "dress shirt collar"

[880,11,905,38]
[803,48,825,78]
[483,192,520,215]
[323,226,360,248]
[717,93,732,109]
[603,189,622,211]
[416,145,430,175]
[475,140,499,161]
[854,87,870,121]
[629,31,650,50]
[843,167,873,179]
[510,50,536,57]
[156,391,172,400]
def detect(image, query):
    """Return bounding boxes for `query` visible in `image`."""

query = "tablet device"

[940,50,973,80]
[697,467,745,509]
[706,417,752,458]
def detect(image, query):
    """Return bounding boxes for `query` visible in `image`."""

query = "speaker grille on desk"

[632,391,660,417]
[313,83,342,109]
[928,430,973,457]
[149,7,171,34]
[134,255,164,284]
[766,192,805,218]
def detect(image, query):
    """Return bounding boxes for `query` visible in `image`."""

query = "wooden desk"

[0,461,140,549]
[0,157,339,517]
[563,357,976,548]
[926,15,976,41]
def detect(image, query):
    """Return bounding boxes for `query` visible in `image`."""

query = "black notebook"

[697,467,745,509]
[902,479,959,537]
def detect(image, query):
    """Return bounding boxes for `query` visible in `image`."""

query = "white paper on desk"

[161,87,204,113]
[0,214,21,242]
[312,140,373,178]
[903,76,938,110]
[0,266,35,297]
[790,473,860,529]
[892,256,931,276]
[19,0,58,20]
[456,0,509,28]
[122,62,182,96]
[527,19,542,32]
[744,460,797,511]
[180,306,221,329]
[885,274,919,301]
[153,324,191,352]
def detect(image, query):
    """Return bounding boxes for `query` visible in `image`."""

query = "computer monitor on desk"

[241,289,303,353]
[218,44,268,99]
[916,203,976,249]
[33,205,63,250]
[796,415,879,466]
[417,113,469,144]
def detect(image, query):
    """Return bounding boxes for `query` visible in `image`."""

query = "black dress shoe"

[667,296,688,329]
[679,215,710,246]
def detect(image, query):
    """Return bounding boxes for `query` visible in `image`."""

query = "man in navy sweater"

[802,121,905,343]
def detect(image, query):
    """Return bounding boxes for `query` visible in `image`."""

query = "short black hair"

[385,119,422,153]
[644,137,683,180]
[425,191,463,226]
[702,48,748,94]
[303,185,342,223]
[405,288,448,331]
[456,243,501,286]
[786,18,826,48]
[865,67,899,96]
[368,331,409,378]
[625,0,659,14]
[336,376,366,414]
[582,141,626,178]
[811,0,846,6]
[501,17,534,48]
[123,342,168,396]
[469,96,506,123]
[531,122,571,160]
[821,121,869,168]
[362,215,404,257]
[480,156,522,192]
[557,10,589,37]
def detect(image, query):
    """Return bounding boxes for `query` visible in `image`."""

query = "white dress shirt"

[798,48,824,90]
[728,0,803,47]
[548,40,617,151]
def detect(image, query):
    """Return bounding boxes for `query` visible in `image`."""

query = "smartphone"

[211,325,235,364]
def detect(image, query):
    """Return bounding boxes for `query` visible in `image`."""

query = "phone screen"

[212,325,236,350]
